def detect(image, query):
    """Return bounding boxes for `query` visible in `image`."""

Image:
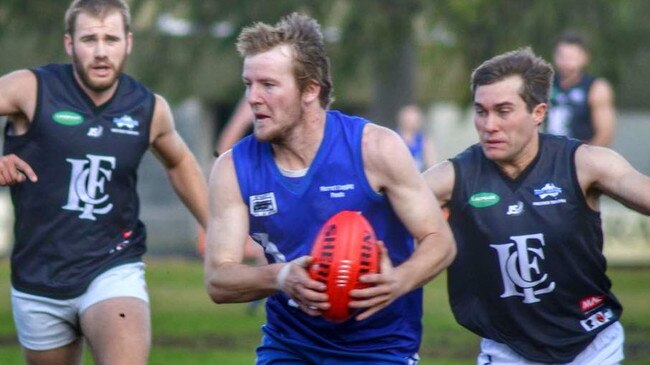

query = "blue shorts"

[255,326,419,365]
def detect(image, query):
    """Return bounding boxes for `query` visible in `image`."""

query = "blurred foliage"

[1,0,649,124]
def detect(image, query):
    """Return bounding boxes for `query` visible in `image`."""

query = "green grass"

[1,258,649,364]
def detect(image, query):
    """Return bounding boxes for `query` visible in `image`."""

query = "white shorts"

[477,321,624,365]
[11,262,149,351]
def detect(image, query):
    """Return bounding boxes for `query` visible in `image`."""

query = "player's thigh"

[23,338,83,365]
[11,288,82,357]
[79,263,151,365]
[81,297,151,365]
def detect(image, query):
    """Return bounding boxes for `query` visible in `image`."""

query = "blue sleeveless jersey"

[447,134,622,362]
[547,74,595,141]
[4,63,154,298]
[398,130,426,171]
[233,110,421,356]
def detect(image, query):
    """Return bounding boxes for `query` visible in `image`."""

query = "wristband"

[276,263,291,291]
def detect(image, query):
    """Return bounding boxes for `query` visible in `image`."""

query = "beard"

[254,106,305,144]
[71,49,126,93]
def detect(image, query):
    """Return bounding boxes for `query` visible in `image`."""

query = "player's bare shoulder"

[0,69,38,121]
[361,123,415,189]
[575,143,630,191]
[149,94,175,143]
[423,160,456,205]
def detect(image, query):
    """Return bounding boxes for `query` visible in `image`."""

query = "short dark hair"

[65,0,131,36]
[556,31,590,52]
[236,12,334,109]
[470,47,554,112]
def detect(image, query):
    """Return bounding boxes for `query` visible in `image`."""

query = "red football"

[308,210,380,322]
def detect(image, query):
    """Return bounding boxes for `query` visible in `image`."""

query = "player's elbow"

[205,278,236,304]
[442,236,457,268]
[204,267,236,304]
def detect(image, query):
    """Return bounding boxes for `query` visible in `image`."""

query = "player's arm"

[576,144,650,215]
[350,124,456,320]
[214,98,253,156]
[588,79,616,147]
[423,159,456,208]
[0,70,38,185]
[203,152,327,311]
[149,94,208,228]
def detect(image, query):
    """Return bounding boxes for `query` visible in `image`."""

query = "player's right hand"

[276,256,329,316]
[0,154,37,186]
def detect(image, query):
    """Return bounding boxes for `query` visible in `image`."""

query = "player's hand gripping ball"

[308,211,380,322]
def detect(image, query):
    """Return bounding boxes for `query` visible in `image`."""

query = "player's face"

[473,76,546,168]
[398,106,422,133]
[242,45,304,142]
[554,43,589,80]
[65,11,132,94]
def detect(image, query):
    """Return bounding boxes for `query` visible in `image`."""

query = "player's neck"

[559,72,583,89]
[72,71,119,106]
[495,135,540,180]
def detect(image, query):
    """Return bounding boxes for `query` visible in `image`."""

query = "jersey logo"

[111,115,140,136]
[468,192,500,208]
[506,201,524,216]
[52,110,84,126]
[580,308,613,332]
[580,295,605,312]
[62,154,116,220]
[87,125,104,138]
[250,192,277,217]
[490,233,556,303]
[319,183,355,198]
[532,182,567,206]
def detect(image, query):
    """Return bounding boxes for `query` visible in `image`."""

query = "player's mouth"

[484,138,506,149]
[90,63,113,77]
[254,112,271,122]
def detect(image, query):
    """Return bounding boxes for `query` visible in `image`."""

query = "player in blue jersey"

[0,1,208,364]
[546,32,616,146]
[204,13,456,364]
[424,48,650,364]
[396,104,436,171]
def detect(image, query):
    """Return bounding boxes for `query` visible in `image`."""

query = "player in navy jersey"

[546,32,616,146]
[0,1,208,364]
[204,13,456,364]
[424,48,650,364]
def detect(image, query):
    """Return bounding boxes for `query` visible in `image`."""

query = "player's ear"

[64,33,74,56]
[532,103,547,126]
[126,31,133,55]
[301,79,321,105]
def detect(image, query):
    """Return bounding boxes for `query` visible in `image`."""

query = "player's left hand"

[348,241,404,321]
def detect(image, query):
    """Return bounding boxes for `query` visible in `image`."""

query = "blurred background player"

[546,32,616,146]
[395,104,436,171]
[425,47,650,364]
[0,1,208,364]
[204,12,455,364]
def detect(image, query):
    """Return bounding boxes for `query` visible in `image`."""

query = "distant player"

[395,104,436,171]
[546,32,616,146]
[204,13,455,364]
[424,47,650,364]
[0,1,208,364]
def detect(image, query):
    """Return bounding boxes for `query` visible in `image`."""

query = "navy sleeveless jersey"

[233,110,421,356]
[4,63,154,298]
[547,74,595,141]
[447,134,622,362]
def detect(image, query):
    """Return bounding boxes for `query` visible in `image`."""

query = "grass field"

[0,257,649,364]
